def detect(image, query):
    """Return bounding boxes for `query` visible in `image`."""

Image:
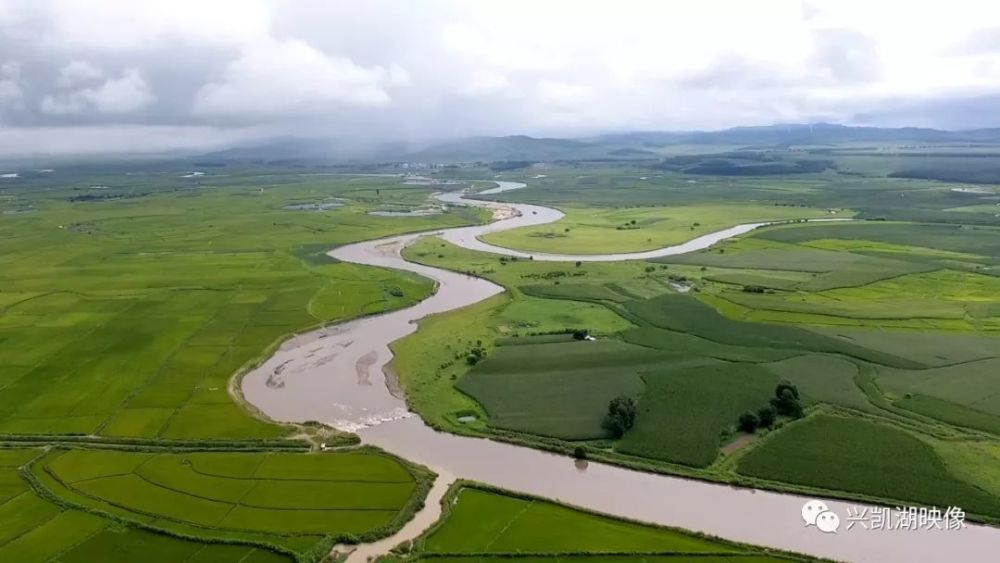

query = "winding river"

[242,181,999,562]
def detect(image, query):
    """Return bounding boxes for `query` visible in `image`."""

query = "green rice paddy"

[392,484,809,563]
[29,447,427,557]
[0,449,291,563]
[0,173,485,440]
[0,171,478,561]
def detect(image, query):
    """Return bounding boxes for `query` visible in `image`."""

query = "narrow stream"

[241,181,999,562]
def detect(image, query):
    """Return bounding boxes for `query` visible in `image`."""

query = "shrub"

[738,411,759,433]
[757,406,777,428]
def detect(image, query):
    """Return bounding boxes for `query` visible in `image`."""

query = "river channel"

[242,180,998,562]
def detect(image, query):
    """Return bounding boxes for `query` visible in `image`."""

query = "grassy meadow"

[481,203,836,254]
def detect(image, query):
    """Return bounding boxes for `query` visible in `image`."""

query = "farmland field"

[737,415,1000,519]
[29,447,428,556]
[393,483,810,562]
[7,150,1000,561]
[0,171,486,439]
[391,161,1000,518]
[0,449,292,563]
[0,169,493,560]
[457,340,666,439]
[618,362,777,467]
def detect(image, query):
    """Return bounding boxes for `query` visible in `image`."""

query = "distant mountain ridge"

[198,123,1000,165]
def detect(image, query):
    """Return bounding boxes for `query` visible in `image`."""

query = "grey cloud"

[56,61,103,87]
[675,55,802,90]
[0,61,24,113]
[42,68,154,115]
[852,93,1000,130]
[0,0,1000,157]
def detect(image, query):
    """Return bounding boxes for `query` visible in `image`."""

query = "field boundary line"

[482,499,534,552]
[0,504,64,552]
[93,291,234,436]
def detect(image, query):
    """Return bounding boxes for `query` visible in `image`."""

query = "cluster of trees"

[654,153,835,176]
[603,395,636,438]
[67,192,143,202]
[489,160,534,171]
[462,343,487,366]
[737,380,803,433]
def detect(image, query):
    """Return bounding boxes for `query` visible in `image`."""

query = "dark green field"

[618,362,776,467]
[737,415,1000,519]
[456,340,660,439]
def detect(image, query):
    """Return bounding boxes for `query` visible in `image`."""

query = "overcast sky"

[2,0,1000,155]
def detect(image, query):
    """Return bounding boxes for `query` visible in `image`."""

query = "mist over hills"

[8,123,1000,170]
[195,123,1000,166]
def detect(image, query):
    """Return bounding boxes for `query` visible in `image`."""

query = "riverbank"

[240,180,1000,562]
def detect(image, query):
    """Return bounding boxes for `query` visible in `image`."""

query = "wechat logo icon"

[802,499,840,533]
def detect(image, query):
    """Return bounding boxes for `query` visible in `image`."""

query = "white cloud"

[41,68,154,114]
[84,68,154,113]
[39,93,84,114]
[194,38,402,116]
[537,81,592,111]
[41,0,272,50]
[459,71,511,97]
[57,60,103,87]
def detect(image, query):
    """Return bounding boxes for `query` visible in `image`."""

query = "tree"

[738,411,759,433]
[775,380,799,400]
[757,405,777,428]
[575,260,582,267]
[770,380,803,418]
[603,396,636,438]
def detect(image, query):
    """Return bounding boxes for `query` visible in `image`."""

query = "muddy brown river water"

[242,181,999,562]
